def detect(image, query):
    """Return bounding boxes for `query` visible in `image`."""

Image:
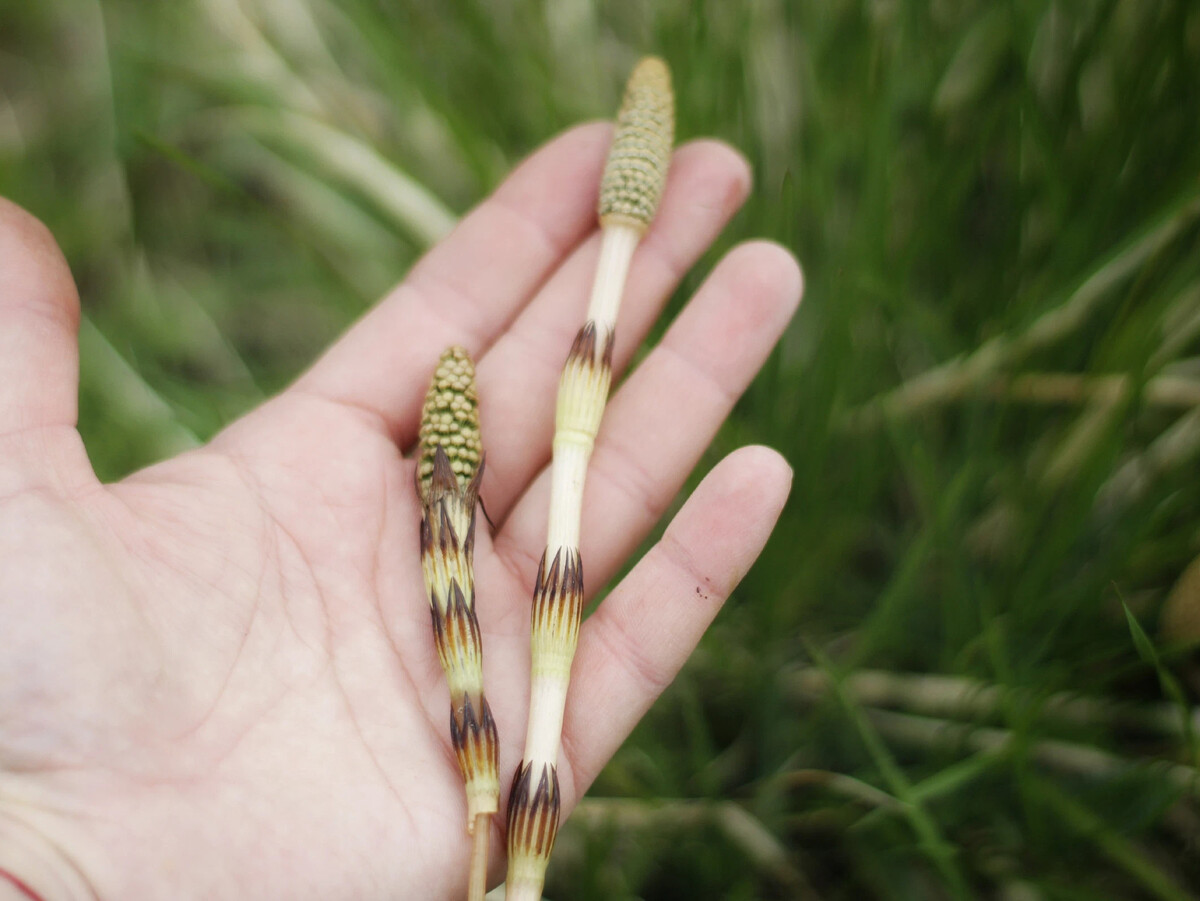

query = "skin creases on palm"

[1,406,507,898]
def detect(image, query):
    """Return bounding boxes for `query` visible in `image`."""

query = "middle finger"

[471,139,752,522]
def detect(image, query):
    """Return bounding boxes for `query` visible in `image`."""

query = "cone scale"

[505,57,675,901]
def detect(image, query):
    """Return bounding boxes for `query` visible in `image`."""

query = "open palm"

[0,124,800,900]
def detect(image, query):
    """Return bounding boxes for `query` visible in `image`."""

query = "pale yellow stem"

[468,815,490,901]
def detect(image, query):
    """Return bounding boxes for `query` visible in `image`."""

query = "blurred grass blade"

[1036,776,1192,901]
[239,139,402,297]
[866,707,1200,800]
[848,188,1200,428]
[855,752,1000,833]
[79,315,201,459]
[235,107,457,246]
[810,646,970,898]
[198,0,325,114]
[1121,600,1196,761]
[1097,406,1200,513]
[933,8,1012,115]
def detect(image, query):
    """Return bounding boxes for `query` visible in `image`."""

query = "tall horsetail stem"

[417,347,499,900]
[505,57,674,901]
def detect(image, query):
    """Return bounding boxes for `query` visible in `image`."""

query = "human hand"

[0,123,801,900]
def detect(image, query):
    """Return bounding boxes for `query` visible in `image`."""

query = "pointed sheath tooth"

[436,498,460,556]
[421,494,474,615]
[426,448,484,558]
[530,547,584,679]
[419,511,432,558]
[428,445,462,504]
[418,346,483,502]
[505,761,562,890]
[598,56,675,232]
[568,319,599,362]
[429,581,484,695]
[556,322,615,449]
[451,693,501,823]
[566,319,616,372]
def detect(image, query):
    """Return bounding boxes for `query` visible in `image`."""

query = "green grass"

[4,0,1200,897]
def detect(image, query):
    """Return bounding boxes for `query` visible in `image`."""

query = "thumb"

[0,198,81,437]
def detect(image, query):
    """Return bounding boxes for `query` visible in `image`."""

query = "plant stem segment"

[417,348,499,901]
[505,57,674,901]
[468,814,491,901]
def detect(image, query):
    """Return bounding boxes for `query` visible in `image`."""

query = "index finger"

[292,123,613,445]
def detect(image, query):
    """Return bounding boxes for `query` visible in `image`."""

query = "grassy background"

[4,1,1200,897]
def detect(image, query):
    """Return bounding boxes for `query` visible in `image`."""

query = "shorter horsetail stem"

[505,57,674,901]
[417,348,499,901]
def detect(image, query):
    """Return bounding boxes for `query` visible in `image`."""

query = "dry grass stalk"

[504,57,674,901]
[785,666,1200,739]
[864,707,1200,799]
[567,797,817,898]
[418,347,498,901]
[842,193,1200,431]
[1095,406,1200,515]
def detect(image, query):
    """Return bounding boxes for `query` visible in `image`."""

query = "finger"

[0,198,81,436]
[556,446,792,807]
[292,122,613,443]
[475,140,752,519]
[487,241,802,598]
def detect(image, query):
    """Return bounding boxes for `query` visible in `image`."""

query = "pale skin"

[0,123,802,900]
